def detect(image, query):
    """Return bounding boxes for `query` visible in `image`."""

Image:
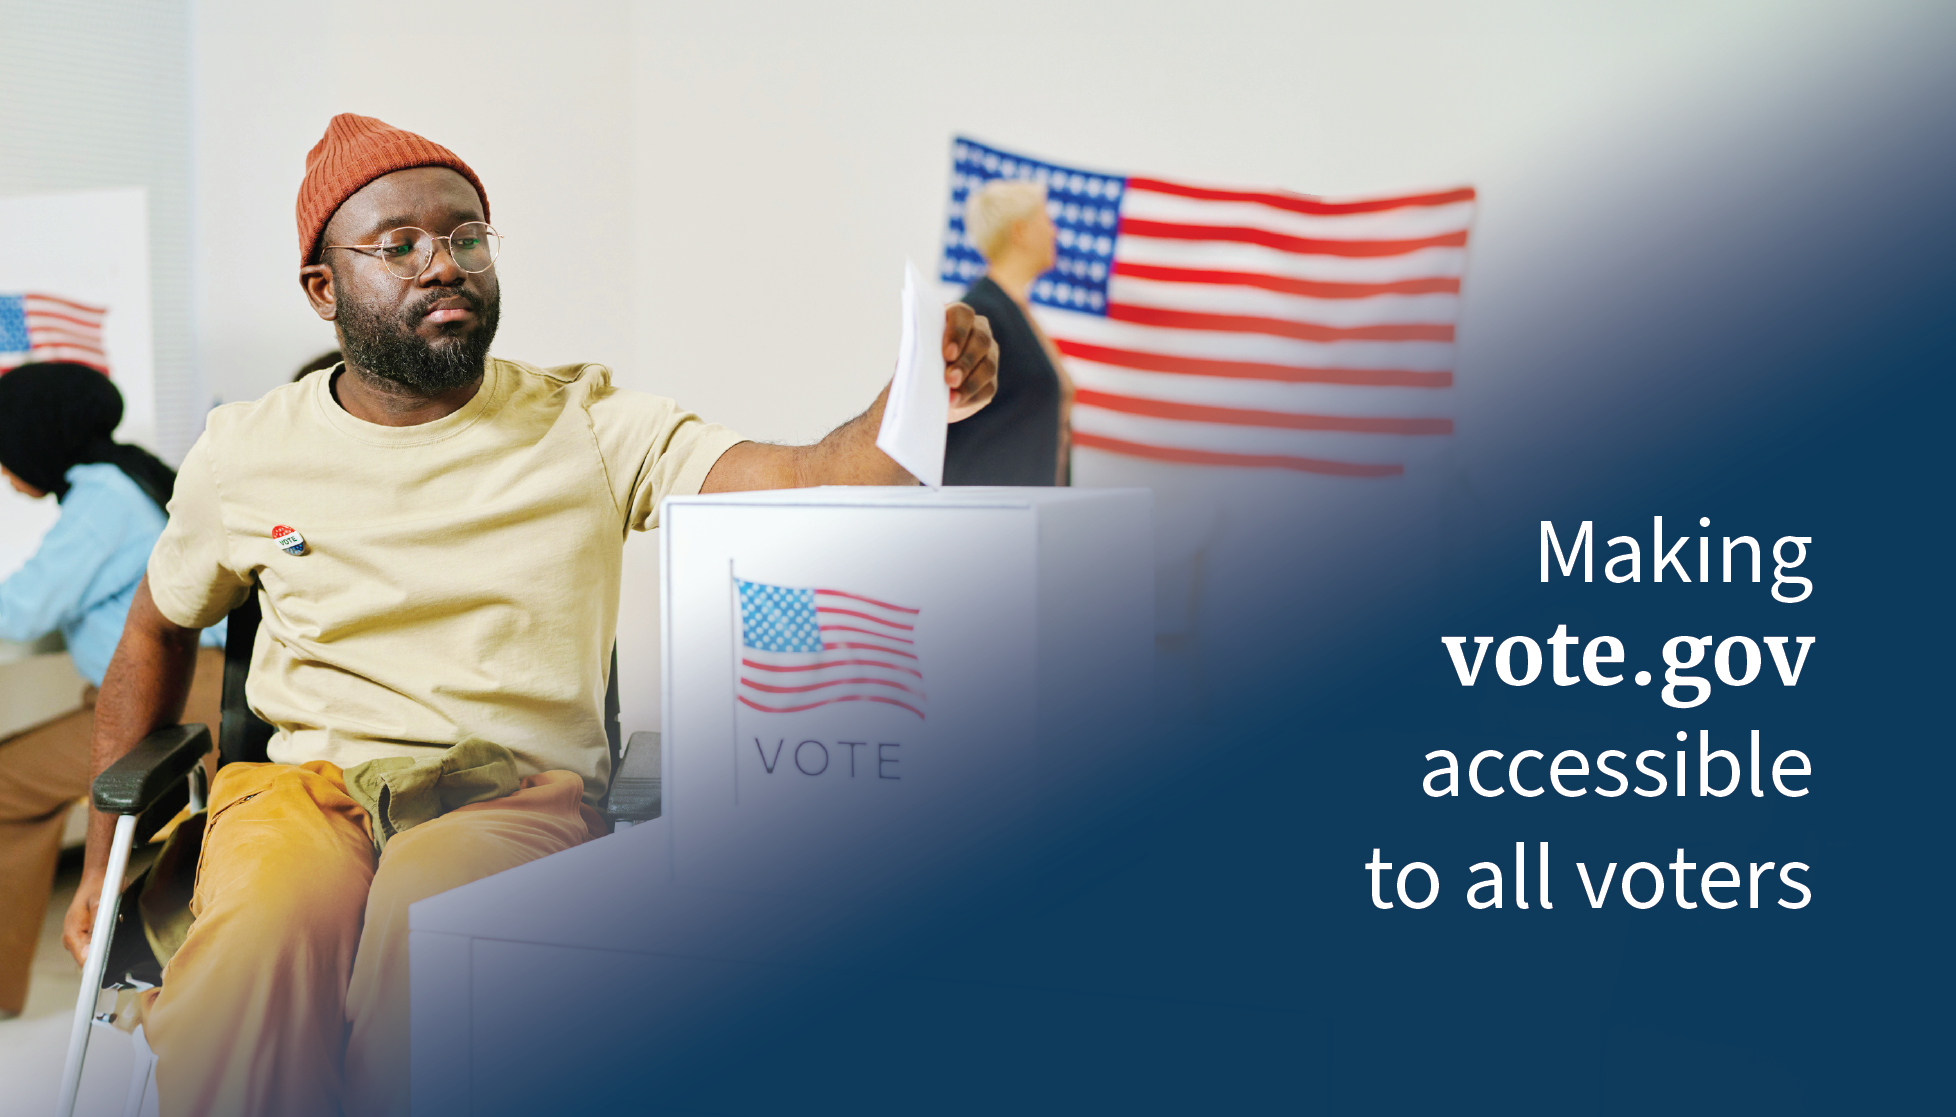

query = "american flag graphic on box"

[0,293,109,373]
[940,138,1473,477]
[737,578,926,720]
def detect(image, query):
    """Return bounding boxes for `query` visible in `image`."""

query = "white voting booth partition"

[668,486,1151,899]
[409,486,1150,1116]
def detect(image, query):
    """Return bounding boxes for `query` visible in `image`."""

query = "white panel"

[664,491,1041,899]
[0,652,88,740]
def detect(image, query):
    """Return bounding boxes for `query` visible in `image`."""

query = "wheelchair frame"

[56,592,660,1116]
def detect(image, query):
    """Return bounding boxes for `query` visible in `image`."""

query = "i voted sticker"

[272,525,307,556]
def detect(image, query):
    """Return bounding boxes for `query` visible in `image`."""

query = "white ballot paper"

[873,260,948,488]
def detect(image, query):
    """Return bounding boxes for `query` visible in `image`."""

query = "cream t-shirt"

[147,357,744,801]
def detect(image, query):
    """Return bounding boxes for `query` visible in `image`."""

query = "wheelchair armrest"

[92,724,212,815]
[604,730,661,822]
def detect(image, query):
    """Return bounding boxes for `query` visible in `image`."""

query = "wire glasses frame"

[323,221,503,281]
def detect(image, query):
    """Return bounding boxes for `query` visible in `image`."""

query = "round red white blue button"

[272,525,307,556]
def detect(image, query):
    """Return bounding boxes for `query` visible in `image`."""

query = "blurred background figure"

[292,349,341,383]
[946,180,1074,486]
[0,362,220,1020]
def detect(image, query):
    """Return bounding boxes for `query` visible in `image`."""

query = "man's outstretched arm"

[62,577,202,964]
[701,303,999,492]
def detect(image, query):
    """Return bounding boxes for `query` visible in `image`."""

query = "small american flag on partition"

[0,293,110,373]
[737,578,927,720]
[940,138,1473,478]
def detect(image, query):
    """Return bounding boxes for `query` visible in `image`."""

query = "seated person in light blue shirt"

[0,361,221,1018]
[0,362,195,683]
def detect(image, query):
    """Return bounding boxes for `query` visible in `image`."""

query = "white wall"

[194,0,1885,416]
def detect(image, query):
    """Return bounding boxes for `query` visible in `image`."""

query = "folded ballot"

[872,260,948,488]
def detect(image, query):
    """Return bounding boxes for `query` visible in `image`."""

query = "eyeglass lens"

[373,222,501,279]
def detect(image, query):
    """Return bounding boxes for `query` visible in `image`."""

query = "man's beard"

[336,283,501,393]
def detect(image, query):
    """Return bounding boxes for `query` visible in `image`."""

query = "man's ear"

[300,263,337,321]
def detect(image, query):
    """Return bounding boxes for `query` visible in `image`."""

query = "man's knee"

[369,778,596,909]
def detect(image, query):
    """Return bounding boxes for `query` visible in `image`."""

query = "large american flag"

[736,578,927,720]
[0,293,109,373]
[940,138,1473,478]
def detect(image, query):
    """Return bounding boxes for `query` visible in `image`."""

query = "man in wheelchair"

[59,113,997,1117]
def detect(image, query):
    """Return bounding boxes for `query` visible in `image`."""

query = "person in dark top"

[946,179,1074,486]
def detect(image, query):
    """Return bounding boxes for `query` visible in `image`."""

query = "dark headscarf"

[0,362,177,511]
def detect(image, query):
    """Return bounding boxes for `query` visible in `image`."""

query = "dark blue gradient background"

[538,19,1954,1115]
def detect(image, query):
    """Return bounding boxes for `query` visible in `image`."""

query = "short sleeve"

[585,372,745,533]
[146,432,253,628]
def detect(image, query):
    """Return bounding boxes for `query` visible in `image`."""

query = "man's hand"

[62,874,104,965]
[942,303,998,422]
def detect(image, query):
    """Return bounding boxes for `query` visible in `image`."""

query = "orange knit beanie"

[295,113,489,268]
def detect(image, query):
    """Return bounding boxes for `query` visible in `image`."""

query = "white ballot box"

[410,486,1151,1115]
[663,485,1152,899]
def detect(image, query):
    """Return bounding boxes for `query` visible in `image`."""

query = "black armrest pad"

[93,724,212,814]
[606,731,661,821]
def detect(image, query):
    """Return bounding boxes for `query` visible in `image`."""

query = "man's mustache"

[403,288,486,323]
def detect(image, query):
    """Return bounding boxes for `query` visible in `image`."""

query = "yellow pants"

[0,647,221,1016]
[142,758,604,1117]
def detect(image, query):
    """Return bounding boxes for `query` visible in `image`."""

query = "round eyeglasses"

[324,221,503,281]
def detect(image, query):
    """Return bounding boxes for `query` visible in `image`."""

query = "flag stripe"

[1073,431,1405,477]
[23,293,108,315]
[1114,237,1467,284]
[814,588,920,614]
[1125,176,1476,216]
[1105,302,1456,343]
[23,328,106,350]
[739,694,927,720]
[3,347,107,367]
[24,310,107,331]
[1052,339,1452,388]
[825,641,919,660]
[1045,309,1457,369]
[20,342,107,360]
[1112,260,1461,299]
[1119,191,1476,241]
[23,336,106,355]
[743,657,924,679]
[1111,275,1460,325]
[1072,406,1430,463]
[1120,218,1468,259]
[820,624,915,644]
[743,677,926,697]
[1072,388,1453,434]
[1066,361,1455,417]
[815,606,915,631]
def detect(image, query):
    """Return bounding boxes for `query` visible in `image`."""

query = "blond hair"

[963,179,1048,261]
